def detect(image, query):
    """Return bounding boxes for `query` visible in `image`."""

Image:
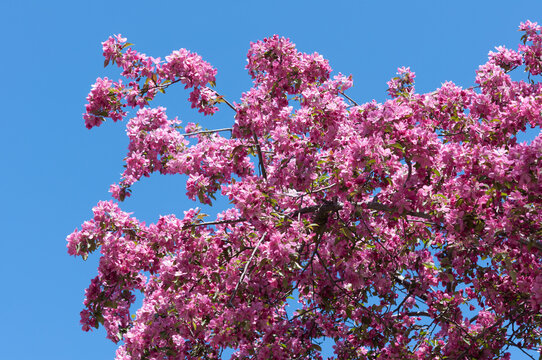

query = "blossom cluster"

[84,33,219,130]
[83,77,126,129]
[70,23,542,359]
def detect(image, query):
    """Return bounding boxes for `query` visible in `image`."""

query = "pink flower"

[71,25,542,359]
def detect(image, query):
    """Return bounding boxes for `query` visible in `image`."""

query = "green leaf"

[422,262,437,270]
[214,95,226,104]
[196,213,209,221]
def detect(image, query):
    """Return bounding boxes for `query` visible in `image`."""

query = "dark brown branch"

[393,275,429,302]
[188,199,433,230]
[290,201,343,218]
[290,306,318,322]
[405,311,430,317]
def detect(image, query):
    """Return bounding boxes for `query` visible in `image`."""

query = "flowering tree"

[68,22,542,359]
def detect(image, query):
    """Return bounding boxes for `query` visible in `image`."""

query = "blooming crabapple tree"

[68,22,542,359]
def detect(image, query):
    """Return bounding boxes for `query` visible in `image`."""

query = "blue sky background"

[1,1,541,359]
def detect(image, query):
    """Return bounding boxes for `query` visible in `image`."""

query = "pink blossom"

[70,26,542,359]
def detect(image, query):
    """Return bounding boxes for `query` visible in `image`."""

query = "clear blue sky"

[1,1,541,359]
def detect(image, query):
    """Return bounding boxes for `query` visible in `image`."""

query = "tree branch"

[181,128,232,137]
[189,218,246,227]
[364,202,432,220]
[252,132,268,180]
[228,231,267,307]
[187,199,433,230]
[340,91,358,106]
[517,237,542,251]
[210,89,237,112]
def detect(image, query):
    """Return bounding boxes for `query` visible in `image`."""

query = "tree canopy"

[68,22,542,359]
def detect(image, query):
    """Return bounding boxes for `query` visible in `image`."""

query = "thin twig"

[180,128,232,137]
[301,232,323,276]
[364,201,432,220]
[252,132,268,180]
[289,306,319,322]
[210,89,237,112]
[189,218,246,227]
[393,275,429,302]
[280,184,337,198]
[340,91,359,106]
[405,311,430,317]
[142,78,183,93]
[403,158,412,189]
[221,98,237,112]
[228,231,267,307]
[315,250,357,303]
[311,183,337,194]
[507,341,536,360]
